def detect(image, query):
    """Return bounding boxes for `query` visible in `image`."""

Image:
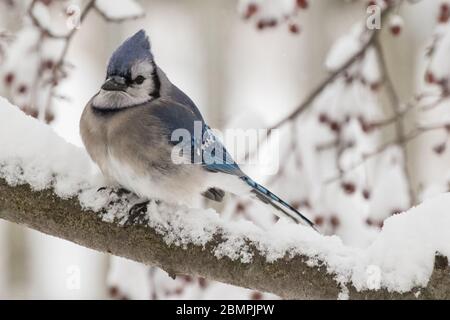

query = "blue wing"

[149,98,243,177]
[149,96,316,229]
[200,125,244,176]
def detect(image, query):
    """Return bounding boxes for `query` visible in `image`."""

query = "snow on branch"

[1,97,450,299]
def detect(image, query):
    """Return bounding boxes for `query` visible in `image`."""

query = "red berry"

[370,82,381,91]
[330,215,340,228]
[297,0,309,9]
[42,59,54,70]
[318,113,329,124]
[198,277,208,288]
[426,71,435,84]
[344,73,354,84]
[359,116,377,133]
[341,182,356,194]
[440,12,450,23]
[244,3,258,19]
[17,84,27,94]
[109,286,120,298]
[174,287,184,295]
[267,19,277,27]
[297,0,308,9]
[289,23,300,34]
[39,0,52,5]
[235,202,246,213]
[390,25,401,36]
[329,121,341,132]
[251,291,263,300]
[433,143,446,155]
[4,72,14,86]
[257,20,266,30]
[314,216,324,226]
[439,3,450,23]
[362,189,371,200]
[181,275,193,283]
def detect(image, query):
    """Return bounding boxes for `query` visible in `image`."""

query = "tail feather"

[241,176,317,231]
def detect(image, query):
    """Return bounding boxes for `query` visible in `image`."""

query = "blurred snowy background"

[1,0,450,299]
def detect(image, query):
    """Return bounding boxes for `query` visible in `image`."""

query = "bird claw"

[125,200,150,226]
[97,186,131,197]
[97,186,133,208]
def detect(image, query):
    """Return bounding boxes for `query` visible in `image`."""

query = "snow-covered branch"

[1,97,450,299]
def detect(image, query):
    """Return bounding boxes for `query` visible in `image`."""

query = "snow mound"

[0,96,449,294]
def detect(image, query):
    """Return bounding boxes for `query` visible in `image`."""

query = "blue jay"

[80,30,316,229]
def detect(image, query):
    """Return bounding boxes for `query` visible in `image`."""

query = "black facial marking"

[92,105,127,114]
[150,61,160,99]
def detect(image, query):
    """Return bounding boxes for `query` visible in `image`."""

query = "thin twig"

[374,37,416,205]
[27,0,144,120]
[325,124,449,184]
[28,0,70,39]
[41,0,95,121]
[93,4,145,22]
[243,7,394,160]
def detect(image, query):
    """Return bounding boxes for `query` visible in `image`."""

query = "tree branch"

[324,123,448,184]
[374,37,416,206]
[0,178,449,299]
[243,7,394,161]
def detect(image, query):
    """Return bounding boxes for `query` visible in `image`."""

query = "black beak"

[101,76,127,92]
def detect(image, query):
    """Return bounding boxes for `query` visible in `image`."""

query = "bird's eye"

[134,75,145,85]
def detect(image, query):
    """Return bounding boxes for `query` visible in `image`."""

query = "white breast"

[103,152,207,206]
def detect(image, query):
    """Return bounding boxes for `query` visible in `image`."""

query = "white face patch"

[92,59,158,110]
[92,90,150,110]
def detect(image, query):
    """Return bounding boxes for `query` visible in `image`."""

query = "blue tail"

[241,176,317,230]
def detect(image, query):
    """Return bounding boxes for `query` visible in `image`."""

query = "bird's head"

[92,29,160,110]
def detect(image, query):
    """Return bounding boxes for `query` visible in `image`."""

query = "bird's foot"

[125,200,151,226]
[97,186,131,197]
[97,186,133,208]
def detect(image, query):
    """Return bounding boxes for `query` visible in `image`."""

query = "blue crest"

[107,29,153,77]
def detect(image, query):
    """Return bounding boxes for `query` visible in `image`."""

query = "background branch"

[243,7,393,161]
[374,37,416,205]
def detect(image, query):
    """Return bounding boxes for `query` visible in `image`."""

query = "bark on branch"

[0,178,449,299]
